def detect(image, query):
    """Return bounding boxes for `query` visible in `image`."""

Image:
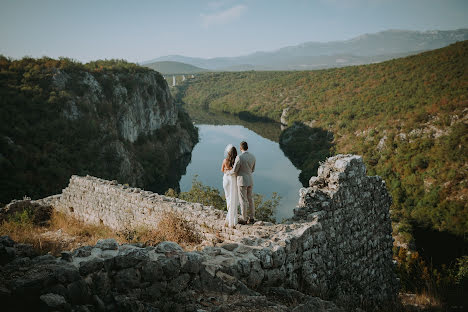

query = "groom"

[230,141,256,224]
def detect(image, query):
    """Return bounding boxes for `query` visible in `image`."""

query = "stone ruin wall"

[46,154,398,306]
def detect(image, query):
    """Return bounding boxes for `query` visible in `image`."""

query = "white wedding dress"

[223,171,239,227]
[223,145,239,228]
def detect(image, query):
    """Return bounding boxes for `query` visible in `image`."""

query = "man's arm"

[251,155,256,173]
[226,156,241,175]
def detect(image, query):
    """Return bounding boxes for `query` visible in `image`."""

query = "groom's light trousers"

[239,185,254,220]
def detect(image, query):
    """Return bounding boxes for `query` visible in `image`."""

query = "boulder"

[95,239,119,251]
[39,293,68,309]
[155,241,184,253]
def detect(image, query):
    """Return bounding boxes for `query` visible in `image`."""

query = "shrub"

[166,176,280,223]
[254,192,281,223]
[170,175,226,211]
[455,256,468,286]
[8,208,35,225]
[394,247,468,306]
[154,211,202,246]
[118,211,201,248]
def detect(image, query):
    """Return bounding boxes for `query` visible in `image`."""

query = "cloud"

[201,4,247,28]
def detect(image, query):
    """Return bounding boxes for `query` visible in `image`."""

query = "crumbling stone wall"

[0,237,346,312]
[41,154,398,306]
[293,155,398,303]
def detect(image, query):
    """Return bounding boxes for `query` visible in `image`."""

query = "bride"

[221,144,239,227]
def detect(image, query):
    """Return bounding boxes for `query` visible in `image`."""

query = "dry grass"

[0,208,202,255]
[118,211,202,249]
[150,210,202,246]
[0,210,124,255]
[50,211,119,242]
[399,292,443,311]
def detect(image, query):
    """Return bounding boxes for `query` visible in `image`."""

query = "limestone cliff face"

[0,62,197,204]
[51,68,197,192]
[53,69,177,142]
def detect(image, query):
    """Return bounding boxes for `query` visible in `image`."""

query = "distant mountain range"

[143,29,468,71]
[144,61,207,75]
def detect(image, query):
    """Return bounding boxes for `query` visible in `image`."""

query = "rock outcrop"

[52,69,177,143]
[280,108,290,129]
[0,60,198,205]
[49,67,197,191]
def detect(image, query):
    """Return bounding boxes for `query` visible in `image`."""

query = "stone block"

[79,257,104,275]
[180,252,204,274]
[114,267,141,290]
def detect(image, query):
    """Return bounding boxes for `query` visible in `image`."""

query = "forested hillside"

[0,57,197,206]
[177,41,468,237]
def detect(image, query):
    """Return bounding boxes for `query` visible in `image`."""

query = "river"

[179,122,303,222]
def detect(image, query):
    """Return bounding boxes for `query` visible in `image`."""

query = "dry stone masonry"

[0,237,345,311]
[1,154,398,311]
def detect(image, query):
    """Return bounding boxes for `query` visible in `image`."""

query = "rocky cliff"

[0,58,198,204]
[52,68,177,143]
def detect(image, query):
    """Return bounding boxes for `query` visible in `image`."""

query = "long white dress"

[223,171,239,227]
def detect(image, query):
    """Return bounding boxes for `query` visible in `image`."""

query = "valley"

[1,34,467,312]
[174,42,468,305]
[175,41,468,240]
[1,0,468,309]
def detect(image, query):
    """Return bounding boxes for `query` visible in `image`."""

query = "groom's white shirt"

[230,151,256,187]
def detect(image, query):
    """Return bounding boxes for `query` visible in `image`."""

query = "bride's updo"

[227,146,237,168]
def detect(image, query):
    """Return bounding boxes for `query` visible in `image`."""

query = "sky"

[0,0,467,63]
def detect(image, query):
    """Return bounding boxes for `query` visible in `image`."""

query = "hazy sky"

[1,0,467,62]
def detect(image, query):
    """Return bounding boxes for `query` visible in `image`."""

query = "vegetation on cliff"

[279,122,335,185]
[165,176,279,223]
[176,41,468,238]
[0,56,198,206]
[394,246,468,307]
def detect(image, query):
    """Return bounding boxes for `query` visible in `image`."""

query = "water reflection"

[179,124,303,221]
[185,108,282,142]
[279,122,334,186]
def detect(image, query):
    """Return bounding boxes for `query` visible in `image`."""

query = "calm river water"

[179,124,303,221]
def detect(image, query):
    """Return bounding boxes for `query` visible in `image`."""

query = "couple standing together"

[221,141,256,227]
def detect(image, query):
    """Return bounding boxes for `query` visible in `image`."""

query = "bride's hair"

[226,146,237,168]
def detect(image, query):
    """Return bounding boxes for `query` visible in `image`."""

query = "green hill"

[144,61,207,75]
[176,41,468,237]
[0,57,198,206]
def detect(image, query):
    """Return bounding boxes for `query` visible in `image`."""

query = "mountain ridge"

[144,61,207,75]
[145,29,468,70]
